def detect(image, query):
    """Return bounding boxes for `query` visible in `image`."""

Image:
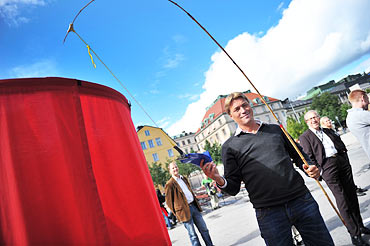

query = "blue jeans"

[255,192,334,246]
[183,203,213,246]
[162,211,172,228]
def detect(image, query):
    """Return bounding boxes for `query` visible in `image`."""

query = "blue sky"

[1,0,370,136]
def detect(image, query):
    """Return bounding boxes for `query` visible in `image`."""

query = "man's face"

[229,98,254,127]
[305,112,320,130]
[169,162,179,177]
[321,118,332,129]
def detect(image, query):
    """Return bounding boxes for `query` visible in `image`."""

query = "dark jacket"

[165,176,201,222]
[299,128,347,170]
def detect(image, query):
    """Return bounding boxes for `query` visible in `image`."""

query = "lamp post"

[289,99,299,121]
[335,116,346,133]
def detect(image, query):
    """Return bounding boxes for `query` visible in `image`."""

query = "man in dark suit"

[320,116,367,196]
[299,110,370,246]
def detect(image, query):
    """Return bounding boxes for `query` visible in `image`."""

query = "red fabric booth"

[0,77,171,245]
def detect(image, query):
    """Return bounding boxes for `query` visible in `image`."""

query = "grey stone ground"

[167,131,370,245]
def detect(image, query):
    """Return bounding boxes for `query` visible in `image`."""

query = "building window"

[167,149,174,157]
[155,137,162,146]
[182,141,185,146]
[218,119,222,126]
[265,115,271,123]
[148,139,155,148]
[145,130,150,136]
[187,139,191,144]
[216,133,219,141]
[222,128,227,136]
[190,147,194,152]
[152,153,159,162]
[140,141,147,150]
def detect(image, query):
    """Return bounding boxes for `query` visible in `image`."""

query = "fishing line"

[168,0,345,225]
[63,1,183,155]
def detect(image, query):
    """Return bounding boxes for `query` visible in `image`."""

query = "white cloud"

[163,53,185,69]
[350,57,370,74]
[172,34,187,44]
[10,59,59,78]
[276,2,284,12]
[157,116,171,129]
[166,0,370,135]
[178,93,199,101]
[0,0,46,25]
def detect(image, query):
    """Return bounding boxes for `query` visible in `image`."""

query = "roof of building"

[330,74,370,94]
[136,125,177,145]
[282,98,312,109]
[173,132,195,139]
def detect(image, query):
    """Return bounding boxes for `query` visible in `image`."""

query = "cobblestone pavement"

[167,132,370,245]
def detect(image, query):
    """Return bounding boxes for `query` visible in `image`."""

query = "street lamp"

[335,116,346,133]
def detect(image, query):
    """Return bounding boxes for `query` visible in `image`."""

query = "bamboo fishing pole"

[63,0,186,157]
[168,0,345,226]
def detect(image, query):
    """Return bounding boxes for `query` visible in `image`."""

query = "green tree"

[148,162,170,187]
[203,140,222,163]
[310,92,344,121]
[176,160,201,178]
[286,115,308,140]
[340,103,351,121]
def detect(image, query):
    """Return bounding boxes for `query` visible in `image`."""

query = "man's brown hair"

[348,89,366,103]
[224,92,249,115]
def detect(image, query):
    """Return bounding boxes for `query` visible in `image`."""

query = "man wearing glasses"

[299,110,370,246]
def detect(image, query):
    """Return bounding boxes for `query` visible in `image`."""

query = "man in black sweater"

[201,92,334,245]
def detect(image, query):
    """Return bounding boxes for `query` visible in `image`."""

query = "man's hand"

[303,164,320,180]
[200,160,225,186]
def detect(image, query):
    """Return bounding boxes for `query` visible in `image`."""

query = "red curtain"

[0,77,171,245]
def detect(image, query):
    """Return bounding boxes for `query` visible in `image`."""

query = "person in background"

[156,189,174,230]
[347,89,370,160]
[165,162,213,246]
[201,92,334,246]
[300,110,370,246]
[320,116,367,196]
[202,176,220,210]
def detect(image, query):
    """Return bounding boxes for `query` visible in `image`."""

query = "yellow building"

[137,125,180,166]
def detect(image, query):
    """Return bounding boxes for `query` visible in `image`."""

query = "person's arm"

[201,161,225,186]
[164,182,175,215]
[202,144,242,195]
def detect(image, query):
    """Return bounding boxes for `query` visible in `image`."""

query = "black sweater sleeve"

[220,142,243,196]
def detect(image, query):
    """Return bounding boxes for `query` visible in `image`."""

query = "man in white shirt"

[346,89,370,160]
[165,162,213,246]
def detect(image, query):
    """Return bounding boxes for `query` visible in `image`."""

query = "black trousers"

[321,154,364,236]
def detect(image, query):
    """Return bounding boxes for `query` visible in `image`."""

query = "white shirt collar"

[235,120,263,136]
[309,126,321,133]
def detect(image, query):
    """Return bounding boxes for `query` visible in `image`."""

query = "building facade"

[195,90,288,152]
[282,98,312,121]
[137,125,180,166]
[173,132,199,154]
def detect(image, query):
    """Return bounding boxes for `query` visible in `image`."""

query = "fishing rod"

[167,0,345,225]
[63,1,185,157]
